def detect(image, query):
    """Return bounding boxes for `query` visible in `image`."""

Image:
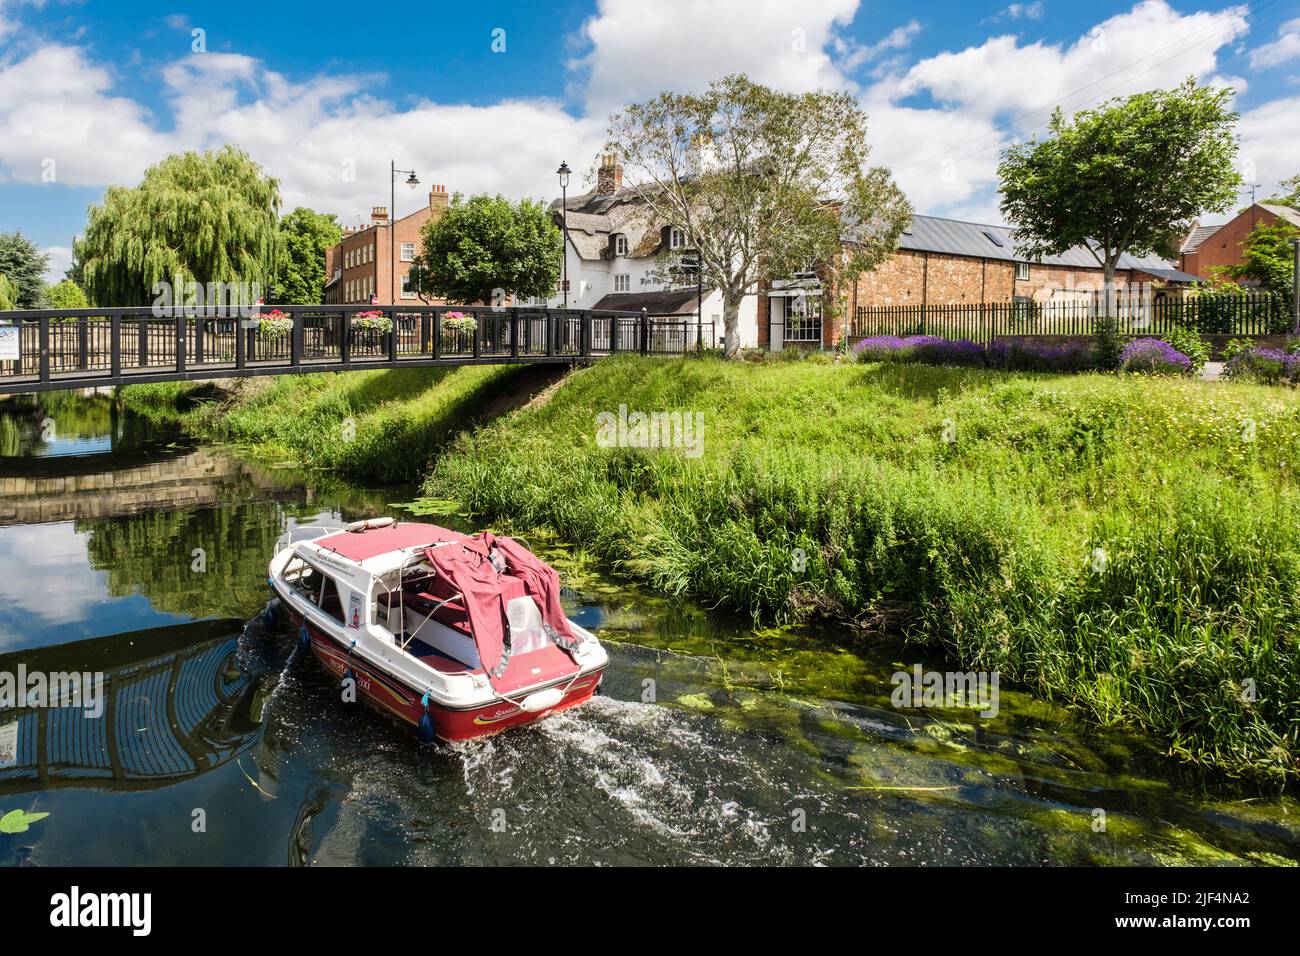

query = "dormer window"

[614,234,628,257]
[670,228,686,250]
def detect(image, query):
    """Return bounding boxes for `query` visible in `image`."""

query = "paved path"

[1201,361,1226,381]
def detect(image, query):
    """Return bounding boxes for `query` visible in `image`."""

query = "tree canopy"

[605,74,911,355]
[75,145,281,306]
[44,279,89,309]
[0,231,50,308]
[998,78,1241,288]
[407,194,561,305]
[277,207,342,304]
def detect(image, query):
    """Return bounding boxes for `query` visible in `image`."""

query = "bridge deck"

[0,304,712,394]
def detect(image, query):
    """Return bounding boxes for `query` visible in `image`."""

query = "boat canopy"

[422,533,580,692]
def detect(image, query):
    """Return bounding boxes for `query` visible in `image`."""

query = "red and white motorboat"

[268,518,608,742]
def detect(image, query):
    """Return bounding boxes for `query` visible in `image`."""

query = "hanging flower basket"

[352,310,394,334]
[441,310,478,348]
[257,310,293,339]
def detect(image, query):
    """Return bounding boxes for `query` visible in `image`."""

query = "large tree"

[605,74,911,356]
[75,145,281,306]
[407,194,561,305]
[999,78,1240,296]
[0,231,50,308]
[277,207,342,304]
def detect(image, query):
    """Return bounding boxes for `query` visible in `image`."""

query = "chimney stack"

[596,154,622,196]
[429,185,449,215]
[371,206,390,225]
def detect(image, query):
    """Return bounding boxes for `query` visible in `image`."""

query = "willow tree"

[605,75,911,356]
[75,145,281,307]
[999,79,1240,297]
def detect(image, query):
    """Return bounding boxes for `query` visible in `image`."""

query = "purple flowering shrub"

[1224,347,1300,386]
[1118,338,1193,375]
[853,335,987,367]
[987,340,1097,373]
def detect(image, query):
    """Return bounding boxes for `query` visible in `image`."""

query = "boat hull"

[301,618,603,742]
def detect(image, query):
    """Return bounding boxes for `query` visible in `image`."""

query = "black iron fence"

[852,291,1292,344]
[0,304,690,394]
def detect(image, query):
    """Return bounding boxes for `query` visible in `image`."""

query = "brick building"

[1179,203,1300,280]
[323,186,450,305]
[757,214,1202,349]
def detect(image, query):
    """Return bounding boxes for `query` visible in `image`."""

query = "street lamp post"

[390,161,419,305]
[557,161,571,308]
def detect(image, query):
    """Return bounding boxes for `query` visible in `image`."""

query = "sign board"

[0,720,17,768]
[0,324,19,361]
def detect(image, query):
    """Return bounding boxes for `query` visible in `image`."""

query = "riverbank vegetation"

[421,355,1298,782]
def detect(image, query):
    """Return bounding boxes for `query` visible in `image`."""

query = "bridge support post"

[38,316,50,384]
[474,310,482,359]
[340,311,351,365]
[421,312,431,355]
[175,314,186,375]
[78,317,88,371]
[432,310,441,360]
[581,311,591,357]
[235,314,246,370]
[640,308,649,355]
[510,309,519,359]
[546,310,556,357]
[388,308,398,363]
[291,311,302,367]
[110,316,121,380]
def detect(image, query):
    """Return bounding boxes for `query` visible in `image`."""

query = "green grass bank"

[120,364,556,483]
[419,355,1299,782]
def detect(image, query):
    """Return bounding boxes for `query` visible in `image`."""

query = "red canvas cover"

[316,522,464,562]
[422,535,579,694]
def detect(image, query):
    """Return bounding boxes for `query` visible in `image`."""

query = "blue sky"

[1,0,1297,280]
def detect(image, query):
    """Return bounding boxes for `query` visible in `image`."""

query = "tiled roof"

[1260,203,1300,229]
[1180,224,1220,253]
[591,289,705,314]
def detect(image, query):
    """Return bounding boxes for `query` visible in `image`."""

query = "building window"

[785,295,822,342]
[613,274,630,293]
[1015,262,1030,281]
[670,228,686,250]
[401,274,415,299]
[401,242,416,262]
[614,235,628,257]
[368,244,375,263]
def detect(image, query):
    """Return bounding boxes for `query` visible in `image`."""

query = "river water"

[0,392,1296,866]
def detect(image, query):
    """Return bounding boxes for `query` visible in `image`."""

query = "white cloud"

[1250,16,1300,68]
[573,0,861,113]
[42,244,70,283]
[1237,93,1300,199]
[986,3,1045,23]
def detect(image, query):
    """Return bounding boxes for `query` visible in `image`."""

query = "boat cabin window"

[319,575,345,624]
[282,556,322,605]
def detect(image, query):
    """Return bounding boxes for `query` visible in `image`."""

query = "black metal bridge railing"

[0,304,691,394]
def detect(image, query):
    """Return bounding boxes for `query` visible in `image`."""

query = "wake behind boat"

[268,518,608,742]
